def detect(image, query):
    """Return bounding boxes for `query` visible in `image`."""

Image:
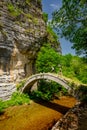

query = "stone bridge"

[21,73,71,93]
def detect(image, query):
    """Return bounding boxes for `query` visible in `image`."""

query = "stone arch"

[21,73,71,93]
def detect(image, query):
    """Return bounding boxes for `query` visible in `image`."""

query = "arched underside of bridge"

[21,73,71,93]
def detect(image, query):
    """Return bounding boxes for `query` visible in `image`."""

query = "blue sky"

[42,0,76,55]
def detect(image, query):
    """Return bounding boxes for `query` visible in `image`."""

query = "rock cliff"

[0,0,46,99]
[0,0,46,78]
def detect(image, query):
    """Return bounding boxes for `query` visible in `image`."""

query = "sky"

[42,0,76,55]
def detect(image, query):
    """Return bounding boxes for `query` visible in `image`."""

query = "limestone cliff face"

[0,0,46,78]
[0,0,46,99]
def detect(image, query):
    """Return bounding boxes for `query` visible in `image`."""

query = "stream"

[0,96,77,130]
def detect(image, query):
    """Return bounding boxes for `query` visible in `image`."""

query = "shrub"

[0,92,30,114]
[30,80,67,101]
[6,92,30,106]
[30,90,53,101]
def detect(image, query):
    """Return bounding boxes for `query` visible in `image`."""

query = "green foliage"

[35,44,87,101]
[16,79,27,90]
[30,80,67,101]
[52,0,87,56]
[77,85,87,102]
[0,99,6,114]
[31,90,53,101]
[36,44,61,73]
[6,92,30,106]
[7,3,21,17]
[42,12,48,23]
[61,54,87,84]
[36,45,87,84]
[24,13,32,19]
[47,24,58,43]
[26,0,31,5]
[0,92,30,114]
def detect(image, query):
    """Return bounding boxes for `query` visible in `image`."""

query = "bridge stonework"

[21,73,71,93]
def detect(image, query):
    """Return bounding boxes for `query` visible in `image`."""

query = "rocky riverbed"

[0,96,76,130]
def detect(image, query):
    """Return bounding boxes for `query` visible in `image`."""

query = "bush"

[6,92,30,106]
[30,90,53,101]
[0,92,30,114]
[30,80,68,101]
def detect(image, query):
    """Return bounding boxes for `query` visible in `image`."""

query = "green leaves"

[36,44,61,73]
[0,99,6,114]
[52,0,87,56]
[30,80,65,101]
[36,44,87,84]
[0,92,30,114]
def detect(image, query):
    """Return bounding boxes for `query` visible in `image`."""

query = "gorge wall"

[0,0,46,99]
[0,0,46,79]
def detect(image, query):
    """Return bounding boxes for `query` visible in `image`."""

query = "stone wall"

[0,75,16,100]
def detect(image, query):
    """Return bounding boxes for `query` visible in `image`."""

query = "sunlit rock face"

[0,0,46,99]
[0,0,46,79]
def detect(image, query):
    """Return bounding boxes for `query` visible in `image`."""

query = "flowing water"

[0,96,77,130]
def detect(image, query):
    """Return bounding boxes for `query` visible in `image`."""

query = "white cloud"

[50,4,59,10]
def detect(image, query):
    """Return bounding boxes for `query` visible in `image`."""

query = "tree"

[36,44,61,73]
[52,0,87,56]
[61,54,87,84]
